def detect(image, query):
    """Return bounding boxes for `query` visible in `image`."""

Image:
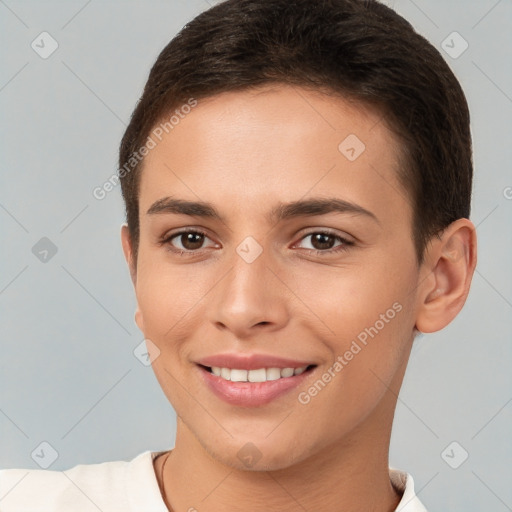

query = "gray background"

[1,0,511,510]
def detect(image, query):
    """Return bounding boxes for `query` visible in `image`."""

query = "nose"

[208,242,290,339]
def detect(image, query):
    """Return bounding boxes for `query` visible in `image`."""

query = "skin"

[121,84,477,511]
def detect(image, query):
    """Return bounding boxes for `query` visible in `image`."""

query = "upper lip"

[196,353,316,370]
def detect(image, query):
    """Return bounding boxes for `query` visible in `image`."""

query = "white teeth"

[280,367,294,378]
[266,368,282,381]
[209,366,309,382]
[248,368,267,382]
[230,369,248,382]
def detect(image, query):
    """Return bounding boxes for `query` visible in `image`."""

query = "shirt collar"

[132,452,428,512]
[390,468,429,512]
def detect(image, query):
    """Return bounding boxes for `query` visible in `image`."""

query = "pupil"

[182,233,204,250]
[312,233,334,250]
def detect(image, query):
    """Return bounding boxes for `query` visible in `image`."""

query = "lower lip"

[197,365,316,407]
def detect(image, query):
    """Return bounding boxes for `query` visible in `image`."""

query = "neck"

[159,392,403,512]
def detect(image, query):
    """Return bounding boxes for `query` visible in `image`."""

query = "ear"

[121,223,137,286]
[121,224,144,333]
[415,218,477,334]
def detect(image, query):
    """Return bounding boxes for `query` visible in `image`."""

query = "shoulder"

[0,451,161,511]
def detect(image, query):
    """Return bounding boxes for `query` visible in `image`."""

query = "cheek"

[135,257,204,336]
[290,250,415,336]
[295,301,415,445]
[293,247,417,398]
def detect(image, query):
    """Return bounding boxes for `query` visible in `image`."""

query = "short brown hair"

[119,0,472,264]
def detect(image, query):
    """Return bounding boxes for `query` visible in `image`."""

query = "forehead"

[138,84,410,224]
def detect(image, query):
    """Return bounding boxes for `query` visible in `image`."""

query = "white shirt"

[0,451,428,511]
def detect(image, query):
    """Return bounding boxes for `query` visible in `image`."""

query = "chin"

[203,434,313,472]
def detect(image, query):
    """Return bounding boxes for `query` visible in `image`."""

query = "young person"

[0,0,477,510]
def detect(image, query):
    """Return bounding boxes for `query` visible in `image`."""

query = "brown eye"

[309,233,337,250]
[296,231,354,254]
[176,232,205,251]
[162,229,217,254]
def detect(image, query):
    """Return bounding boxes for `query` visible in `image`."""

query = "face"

[123,84,422,471]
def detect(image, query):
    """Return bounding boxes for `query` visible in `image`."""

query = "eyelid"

[294,227,355,244]
[292,228,355,252]
[159,228,217,251]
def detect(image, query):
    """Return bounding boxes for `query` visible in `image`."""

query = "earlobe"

[415,219,477,333]
[134,307,144,332]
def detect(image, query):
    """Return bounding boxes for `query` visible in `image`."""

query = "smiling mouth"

[198,364,317,383]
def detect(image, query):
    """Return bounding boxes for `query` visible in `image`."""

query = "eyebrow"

[146,196,380,225]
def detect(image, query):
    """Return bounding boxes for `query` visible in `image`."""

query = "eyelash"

[159,228,354,257]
